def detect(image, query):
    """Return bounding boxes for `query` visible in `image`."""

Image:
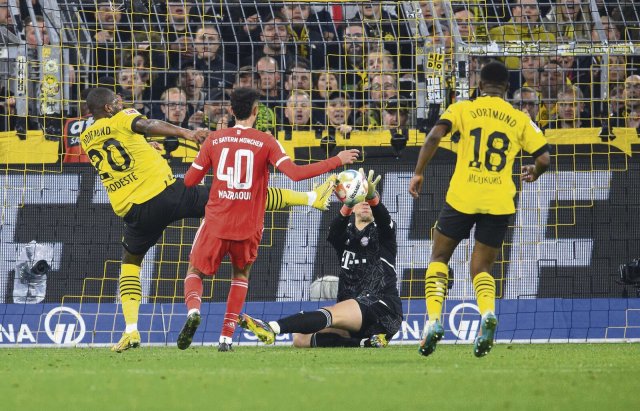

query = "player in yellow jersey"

[82,88,337,352]
[409,61,550,358]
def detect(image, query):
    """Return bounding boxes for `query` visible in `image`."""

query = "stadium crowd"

[1,1,640,141]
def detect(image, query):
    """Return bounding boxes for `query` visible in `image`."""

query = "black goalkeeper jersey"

[327,201,402,316]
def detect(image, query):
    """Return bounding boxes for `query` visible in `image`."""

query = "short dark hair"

[230,87,261,120]
[86,87,115,115]
[480,61,509,85]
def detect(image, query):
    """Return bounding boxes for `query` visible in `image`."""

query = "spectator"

[158,87,188,128]
[356,73,399,129]
[538,60,569,128]
[234,66,258,89]
[280,3,336,69]
[256,56,284,103]
[176,64,217,130]
[591,15,622,42]
[91,0,129,43]
[158,1,199,68]
[244,11,297,73]
[225,4,268,66]
[0,0,18,37]
[330,22,368,96]
[520,56,547,93]
[546,86,589,129]
[489,0,555,69]
[611,74,640,128]
[24,14,49,47]
[281,90,317,131]
[351,4,413,70]
[512,87,541,123]
[326,91,356,135]
[608,85,625,120]
[380,100,411,130]
[117,68,149,116]
[453,6,479,43]
[284,61,312,96]
[201,90,230,131]
[544,0,592,42]
[313,71,340,101]
[192,24,236,91]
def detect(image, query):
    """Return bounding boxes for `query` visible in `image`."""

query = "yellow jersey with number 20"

[80,108,176,217]
[437,96,548,215]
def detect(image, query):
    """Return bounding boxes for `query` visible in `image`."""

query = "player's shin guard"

[424,262,449,322]
[277,308,333,334]
[220,278,249,339]
[184,273,203,312]
[119,264,142,329]
[266,187,308,210]
[473,272,496,316]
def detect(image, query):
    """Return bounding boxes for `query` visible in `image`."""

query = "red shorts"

[189,221,263,275]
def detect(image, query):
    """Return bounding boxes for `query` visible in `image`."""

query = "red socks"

[220,278,249,339]
[184,273,203,312]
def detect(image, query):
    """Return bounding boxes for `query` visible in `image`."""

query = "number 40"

[216,148,254,189]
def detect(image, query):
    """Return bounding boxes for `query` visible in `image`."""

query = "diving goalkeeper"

[240,170,403,348]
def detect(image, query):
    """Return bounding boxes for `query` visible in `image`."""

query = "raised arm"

[409,123,449,198]
[276,149,359,182]
[132,118,207,143]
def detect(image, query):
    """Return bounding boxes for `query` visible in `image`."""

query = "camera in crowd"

[618,259,640,286]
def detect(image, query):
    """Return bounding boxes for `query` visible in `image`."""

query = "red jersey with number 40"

[184,125,342,240]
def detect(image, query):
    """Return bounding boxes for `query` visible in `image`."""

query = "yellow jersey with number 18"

[80,108,176,217]
[438,96,548,215]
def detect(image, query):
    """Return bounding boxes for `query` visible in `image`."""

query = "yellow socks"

[266,187,308,210]
[119,263,142,330]
[424,262,449,322]
[473,272,496,316]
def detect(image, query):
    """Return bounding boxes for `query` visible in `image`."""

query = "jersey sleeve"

[184,137,212,186]
[371,201,396,241]
[521,119,549,158]
[267,138,342,181]
[327,214,350,256]
[116,108,144,133]
[435,102,462,134]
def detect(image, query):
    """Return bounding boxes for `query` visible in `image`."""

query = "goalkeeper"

[240,170,402,348]
[81,87,338,353]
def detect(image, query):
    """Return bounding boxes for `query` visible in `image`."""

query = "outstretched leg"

[239,299,362,345]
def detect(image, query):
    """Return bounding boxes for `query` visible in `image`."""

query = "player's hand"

[183,129,208,144]
[359,168,381,200]
[521,165,540,182]
[336,149,359,165]
[409,174,423,198]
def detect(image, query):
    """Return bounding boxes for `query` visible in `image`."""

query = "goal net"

[0,1,639,346]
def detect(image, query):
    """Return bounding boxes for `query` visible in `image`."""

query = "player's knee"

[292,333,311,348]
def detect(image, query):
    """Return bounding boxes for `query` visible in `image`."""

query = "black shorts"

[435,202,511,248]
[122,179,209,255]
[350,295,403,339]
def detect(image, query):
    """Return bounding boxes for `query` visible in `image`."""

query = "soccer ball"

[335,169,368,204]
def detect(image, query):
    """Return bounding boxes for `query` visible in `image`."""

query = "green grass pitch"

[1,344,638,411]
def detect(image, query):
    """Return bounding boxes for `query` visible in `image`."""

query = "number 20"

[216,148,253,189]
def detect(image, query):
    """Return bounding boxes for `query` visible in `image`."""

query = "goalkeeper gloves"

[359,168,381,200]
